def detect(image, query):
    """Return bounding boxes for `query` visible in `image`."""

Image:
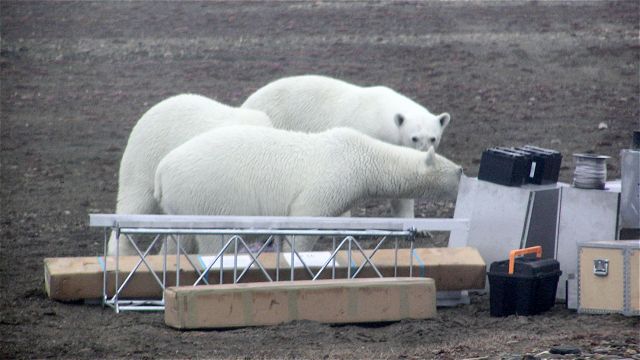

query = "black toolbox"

[478,147,530,186]
[487,246,562,316]
[515,145,562,185]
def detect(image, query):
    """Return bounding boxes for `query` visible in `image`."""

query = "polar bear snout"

[428,152,464,201]
[449,165,463,183]
[412,135,437,145]
[443,166,464,200]
[410,134,440,151]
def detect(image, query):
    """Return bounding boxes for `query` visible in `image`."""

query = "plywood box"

[44,247,485,301]
[164,278,436,329]
[578,240,639,316]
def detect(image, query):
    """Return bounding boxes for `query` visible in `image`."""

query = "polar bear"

[154,125,462,253]
[108,94,272,255]
[241,74,452,218]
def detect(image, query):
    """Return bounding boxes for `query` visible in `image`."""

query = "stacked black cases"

[487,257,562,316]
[477,148,530,186]
[478,145,562,186]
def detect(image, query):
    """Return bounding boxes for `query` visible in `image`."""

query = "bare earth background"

[1,1,639,359]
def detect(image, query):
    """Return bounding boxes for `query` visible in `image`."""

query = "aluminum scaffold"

[90,214,470,312]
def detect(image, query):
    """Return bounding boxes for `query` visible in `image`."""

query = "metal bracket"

[593,259,609,276]
[407,227,417,243]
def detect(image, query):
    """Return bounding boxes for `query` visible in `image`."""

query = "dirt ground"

[1,1,639,359]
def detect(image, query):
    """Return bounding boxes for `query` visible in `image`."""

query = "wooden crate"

[578,240,639,316]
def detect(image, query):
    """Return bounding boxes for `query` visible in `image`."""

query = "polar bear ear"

[438,113,451,129]
[425,146,436,166]
[394,114,405,127]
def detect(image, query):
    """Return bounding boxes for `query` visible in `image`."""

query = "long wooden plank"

[165,278,436,329]
[44,247,486,301]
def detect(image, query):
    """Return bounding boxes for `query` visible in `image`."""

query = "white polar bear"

[154,126,462,253]
[108,94,272,255]
[241,74,452,218]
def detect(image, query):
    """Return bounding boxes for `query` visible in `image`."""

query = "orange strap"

[508,246,542,275]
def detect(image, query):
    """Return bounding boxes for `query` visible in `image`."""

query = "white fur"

[241,75,452,218]
[108,94,272,255]
[154,126,462,253]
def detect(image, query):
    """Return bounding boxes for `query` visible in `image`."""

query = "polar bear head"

[421,146,463,200]
[394,111,450,151]
[368,86,451,151]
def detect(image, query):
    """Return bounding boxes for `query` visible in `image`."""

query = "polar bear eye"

[394,114,404,127]
[411,136,419,143]
[429,137,437,143]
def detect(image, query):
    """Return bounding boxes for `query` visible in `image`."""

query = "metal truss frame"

[90,214,470,313]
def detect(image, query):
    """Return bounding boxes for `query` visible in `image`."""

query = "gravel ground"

[1,1,638,359]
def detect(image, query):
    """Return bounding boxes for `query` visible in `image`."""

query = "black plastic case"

[487,257,562,316]
[477,147,530,186]
[478,145,562,186]
[516,145,562,185]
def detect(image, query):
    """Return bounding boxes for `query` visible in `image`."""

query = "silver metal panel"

[620,149,640,229]
[90,214,469,232]
[450,177,537,268]
[566,276,578,310]
[556,186,620,299]
[436,291,470,307]
[577,240,640,250]
[449,175,477,248]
